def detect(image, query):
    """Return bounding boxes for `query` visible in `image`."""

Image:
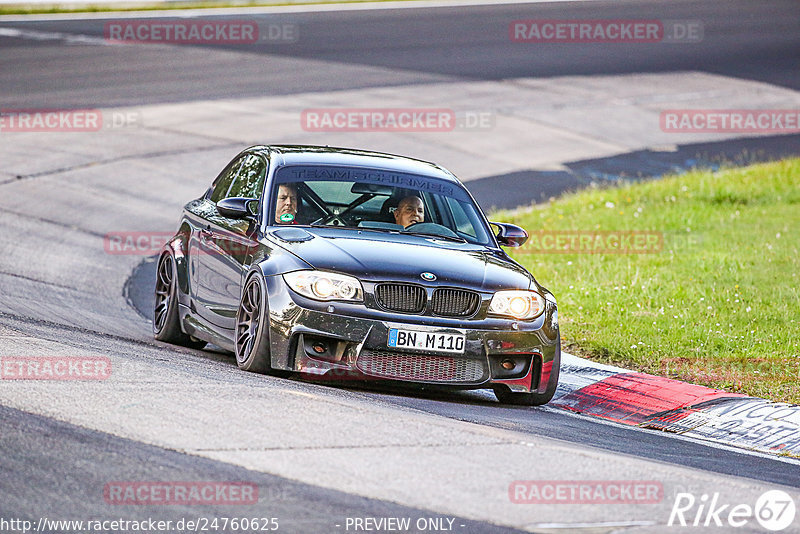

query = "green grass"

[493,159,800,403]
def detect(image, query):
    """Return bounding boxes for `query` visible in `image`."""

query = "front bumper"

[264,275,559,394]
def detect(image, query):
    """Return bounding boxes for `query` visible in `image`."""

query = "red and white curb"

[554,353,800,457]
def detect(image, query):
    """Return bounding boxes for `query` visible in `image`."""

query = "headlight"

[488,290,545,320]
[283,271,363,302]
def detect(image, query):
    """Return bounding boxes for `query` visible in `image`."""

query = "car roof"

[249,145,461,184]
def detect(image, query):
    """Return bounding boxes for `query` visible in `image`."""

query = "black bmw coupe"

[154,145,560,405]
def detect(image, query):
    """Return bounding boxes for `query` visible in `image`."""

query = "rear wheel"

[235,274,272,373]
[153,252,206,349]
[493,337,560,406]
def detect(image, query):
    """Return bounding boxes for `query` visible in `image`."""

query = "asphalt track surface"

[1,0,800,532]
[122,257,800,489]
[1,402,527,534]
[0,0,798,108]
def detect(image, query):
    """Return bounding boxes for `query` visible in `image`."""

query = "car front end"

[258,227,560,401]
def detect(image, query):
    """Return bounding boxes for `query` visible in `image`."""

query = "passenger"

[275,183,298,224]
[393,195,424,228]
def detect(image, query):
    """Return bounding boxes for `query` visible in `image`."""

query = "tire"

[493,336,561,406]
[153,252,207,349]
[234,273,273,373]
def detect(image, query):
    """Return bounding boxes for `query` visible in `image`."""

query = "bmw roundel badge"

[420,272,437,281]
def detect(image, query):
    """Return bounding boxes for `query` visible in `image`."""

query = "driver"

[393,195,424,228]
[275,183,298,224]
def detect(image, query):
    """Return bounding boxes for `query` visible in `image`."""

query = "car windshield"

[270,165,493,246]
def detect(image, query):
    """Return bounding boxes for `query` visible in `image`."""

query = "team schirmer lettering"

[344,517,458,531]
[286,168,455,196]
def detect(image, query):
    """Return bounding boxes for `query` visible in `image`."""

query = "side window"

[227,155,267,199]
[446,197,477,238]
[209,157,244,203]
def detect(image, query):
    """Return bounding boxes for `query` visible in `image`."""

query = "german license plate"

[387,328,465,354]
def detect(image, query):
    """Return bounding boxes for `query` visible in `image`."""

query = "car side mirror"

[492,222,528,247]
[217,197,259,219]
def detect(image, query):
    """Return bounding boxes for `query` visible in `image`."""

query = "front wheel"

[493,337,560,406]
[153,252,206,349]
[235,274,273,373]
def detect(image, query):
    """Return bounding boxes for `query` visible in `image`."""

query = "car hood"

[266,227,533,292]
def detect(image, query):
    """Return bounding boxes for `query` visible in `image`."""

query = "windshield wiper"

[309,224,401,233]
[306,225,466,242]
[403,231,466,243]
[307,224,357,229]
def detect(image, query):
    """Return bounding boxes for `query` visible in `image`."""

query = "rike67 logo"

[669,490,796,531]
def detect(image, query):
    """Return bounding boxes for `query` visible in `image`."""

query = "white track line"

[0,26,118,44]
[541,404,800,467]
[0,0,603,22]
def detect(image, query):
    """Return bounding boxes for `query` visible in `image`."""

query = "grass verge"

[493,158,800,403]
